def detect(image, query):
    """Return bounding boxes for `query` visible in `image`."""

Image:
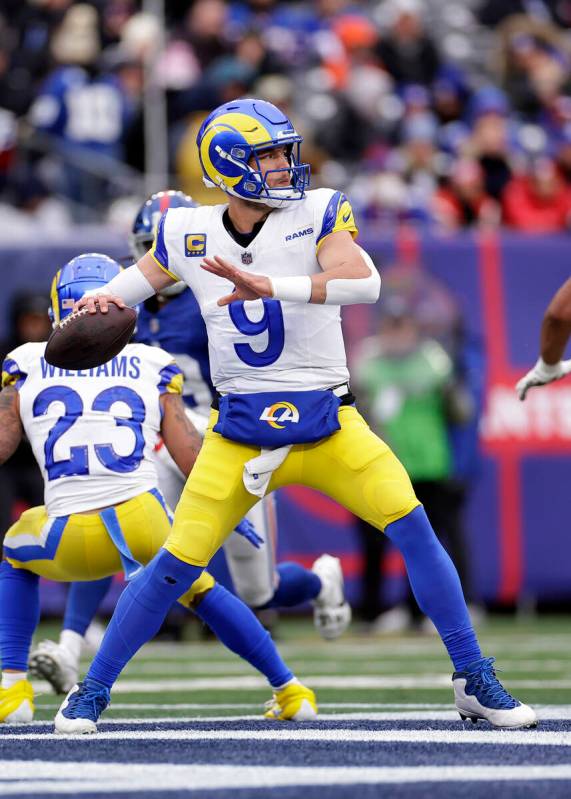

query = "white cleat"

[54,682,110,735]
[311,554,352,640]
[83,621,106,654]
[370,605,413,635]
[0,680,35,723]
[29,640,79,695]
[264,683,318,721]
[453,657,537,729]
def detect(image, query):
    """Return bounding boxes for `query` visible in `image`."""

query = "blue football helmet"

[49,253,122,325]
[196,98,310,207]
[130,190,196,262]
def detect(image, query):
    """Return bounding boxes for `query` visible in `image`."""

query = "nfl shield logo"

[241,251,253,265]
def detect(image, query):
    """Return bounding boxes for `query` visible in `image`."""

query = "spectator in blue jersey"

[27,5,141,220]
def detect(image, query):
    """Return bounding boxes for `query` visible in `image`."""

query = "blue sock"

[195,583,292,688]
[262,562,321,609]
[0,561,40,671]
[385,506,482,671]
[63,578,113,636]
[86,549,202,689]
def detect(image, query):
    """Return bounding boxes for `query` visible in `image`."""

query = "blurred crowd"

[2,0,571,230]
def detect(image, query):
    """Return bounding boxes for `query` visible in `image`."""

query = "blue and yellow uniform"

[1,336,213,603]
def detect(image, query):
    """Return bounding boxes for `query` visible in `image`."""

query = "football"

[44,303,137,370]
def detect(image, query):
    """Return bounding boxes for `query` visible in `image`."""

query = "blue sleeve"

[316,191,358,250]
[150,212,180,280]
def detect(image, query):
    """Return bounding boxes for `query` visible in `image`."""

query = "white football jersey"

[2,342,183,516]
[151,188,359,394]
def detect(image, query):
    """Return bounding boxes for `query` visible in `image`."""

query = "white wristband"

[83,265,156,307]
[537,357,562,379]
[269,275,312,303]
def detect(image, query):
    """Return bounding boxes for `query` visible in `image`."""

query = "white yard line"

[10,714,473,727]
[0,714,469,727]
[22,704,571,722]
[0,728,567,745]
[2,761,571,794]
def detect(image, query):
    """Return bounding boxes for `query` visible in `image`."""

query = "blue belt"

[100,507,142,581]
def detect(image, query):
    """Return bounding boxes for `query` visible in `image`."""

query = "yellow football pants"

[166,405,420,567]
[3,490,214,608]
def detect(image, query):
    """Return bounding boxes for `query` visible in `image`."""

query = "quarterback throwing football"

[60,98,536,732]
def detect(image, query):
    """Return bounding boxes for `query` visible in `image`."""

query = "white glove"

[516,357,571,400]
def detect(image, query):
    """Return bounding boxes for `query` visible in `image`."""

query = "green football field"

[30,614,571,721]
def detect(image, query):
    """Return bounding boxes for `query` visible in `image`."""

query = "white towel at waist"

[243,445,292,498]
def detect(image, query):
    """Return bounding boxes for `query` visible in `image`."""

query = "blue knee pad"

[0,561,40,671]
[128,549,203,609]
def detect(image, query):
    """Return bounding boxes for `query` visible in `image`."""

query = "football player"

[30,190,350,696]
[0,253,316,727]
[132,192,349,635]
[61,98,536,732]
[516,276,571,400]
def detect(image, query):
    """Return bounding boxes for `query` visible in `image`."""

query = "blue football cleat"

[54,680,110,735]
[453,656,537,728]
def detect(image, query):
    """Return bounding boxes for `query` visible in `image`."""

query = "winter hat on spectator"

[332,15,378,51]
[438,120,471,155]
[51,4,100,66]
[401,83,430,111]
[100,44,140,72]
[509,32,536,56]
[254,75,294,106]
[469,86,509,123]
[402,112,437,143]
[433,65,469,104]
[206,56,257,91]
[382,0,424,27]
[121,12,162,61]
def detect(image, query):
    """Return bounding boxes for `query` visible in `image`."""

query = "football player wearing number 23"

[64,98,537,731]
[0,254,315,730]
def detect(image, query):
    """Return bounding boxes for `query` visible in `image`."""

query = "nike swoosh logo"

[342,212,351,223]
[244,127,259,133]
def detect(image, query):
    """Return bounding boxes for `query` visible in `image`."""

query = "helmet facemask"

[50,254,122,327]
[204,139,310,208]
[129,231,154,263]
